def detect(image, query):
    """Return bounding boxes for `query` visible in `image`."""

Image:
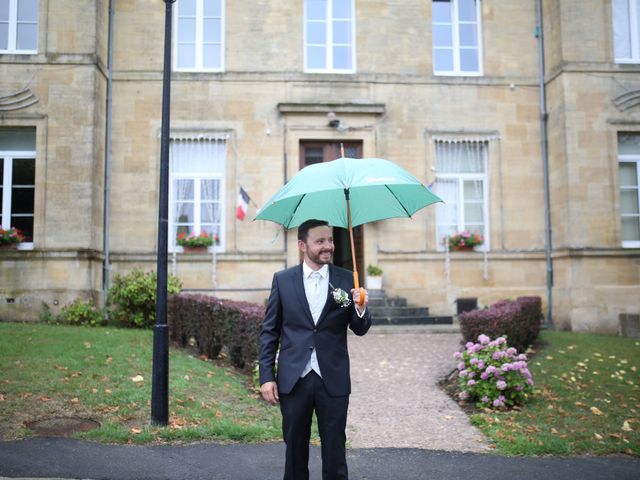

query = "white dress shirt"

[301,262,329,378]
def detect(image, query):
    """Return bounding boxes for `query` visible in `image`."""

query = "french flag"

[236,186,251,221]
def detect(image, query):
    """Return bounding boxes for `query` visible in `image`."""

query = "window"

[619,133,640,247]
[432,0,482,75]
[0,128,36,245]
[304,0,355,73]
[613,0,640,63]
[174,0,224,71]
[169,137,226,251]
[433,140,488,250]
[0,0,39,54]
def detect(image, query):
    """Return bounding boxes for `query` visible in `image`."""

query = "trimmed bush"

[107,269,182,328]
[459,296,542,353]
[168,294,264,370]
[58,298,104,327]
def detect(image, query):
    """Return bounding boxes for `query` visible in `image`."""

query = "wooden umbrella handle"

[353,271,365,306]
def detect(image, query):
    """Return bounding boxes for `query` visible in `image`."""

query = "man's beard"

[307,248,333,265]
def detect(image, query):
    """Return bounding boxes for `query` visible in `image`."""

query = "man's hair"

[297,219,329,242]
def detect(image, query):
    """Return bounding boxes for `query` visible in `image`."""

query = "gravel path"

[346,332,491,452]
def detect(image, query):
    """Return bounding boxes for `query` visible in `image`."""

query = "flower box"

[0,227,24,249]
[176,231,218,251]
[182,245,209,254]
[448,230,483,250]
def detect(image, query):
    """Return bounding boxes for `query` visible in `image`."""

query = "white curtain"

[435,140,485,173]
[170,138,225,174]
[434,179,459,246]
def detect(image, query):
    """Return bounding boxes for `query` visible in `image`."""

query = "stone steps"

[367,289,453,326]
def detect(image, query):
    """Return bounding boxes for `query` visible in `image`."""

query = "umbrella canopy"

[255,157,442,228]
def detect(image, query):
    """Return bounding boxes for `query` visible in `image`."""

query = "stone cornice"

[278,102,385,115]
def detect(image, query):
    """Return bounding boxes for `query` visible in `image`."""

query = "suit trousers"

[279,370,349,480]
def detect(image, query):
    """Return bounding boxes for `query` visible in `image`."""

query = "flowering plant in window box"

[176,231,218,249]
[0,227,24,248]
[448,230,483,251]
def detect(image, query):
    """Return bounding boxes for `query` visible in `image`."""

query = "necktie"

[308,272,323,322]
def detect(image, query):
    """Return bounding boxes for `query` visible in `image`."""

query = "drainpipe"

[536,0,553,328]
[102,0,115,312]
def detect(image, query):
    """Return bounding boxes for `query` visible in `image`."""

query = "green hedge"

[168,294,264,370]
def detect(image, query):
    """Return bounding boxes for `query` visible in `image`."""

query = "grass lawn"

[0,322,284,444]
[467,331,640,456]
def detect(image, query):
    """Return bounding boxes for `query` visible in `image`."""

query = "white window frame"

[613,0,640,63]
[619,155,640,248]
[304,0,356,74]
[0,0,39,54]
[169,173,225,253]
[433,142,489,251]
[173,0,225,72]
[168,137,227,253]
[1,150,35,250]
[432,0,483,76]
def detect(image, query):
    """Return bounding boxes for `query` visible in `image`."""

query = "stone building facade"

[1,0,638,333]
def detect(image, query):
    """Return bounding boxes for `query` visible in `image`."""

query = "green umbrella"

[255,156,443,303]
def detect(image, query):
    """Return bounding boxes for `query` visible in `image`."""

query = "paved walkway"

[347,330,490,451]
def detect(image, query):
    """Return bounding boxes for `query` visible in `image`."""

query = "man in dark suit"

[259,219,372,480]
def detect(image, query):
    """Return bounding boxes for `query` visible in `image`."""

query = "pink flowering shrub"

[454,334,534,408]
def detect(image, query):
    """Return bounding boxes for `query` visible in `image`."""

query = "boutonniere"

[329,282,351,308]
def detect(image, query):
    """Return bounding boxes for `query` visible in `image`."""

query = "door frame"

[299,141,364,281]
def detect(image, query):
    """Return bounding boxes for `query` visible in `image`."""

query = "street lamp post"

[151,0,175,426]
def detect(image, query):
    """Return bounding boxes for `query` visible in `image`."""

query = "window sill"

[433,71,484,77]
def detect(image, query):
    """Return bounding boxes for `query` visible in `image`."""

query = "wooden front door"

[299,142,364,282]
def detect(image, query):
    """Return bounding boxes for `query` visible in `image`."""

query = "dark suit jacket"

[259,263,372,397]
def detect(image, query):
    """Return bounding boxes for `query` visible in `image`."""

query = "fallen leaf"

[91,388,98,394]
[130,375,144,383]
[594,433,603,440]
[0,393,4,401]
[130,428,142,434]
[105,356,113,364]
[622,421,633,432]
[551,428,559,434]
[84,342,92,349]
[444,415,454,421]
[70,397,79,404]
[215,410,223,418]
[590,406,604,416]
[105,389,112,395]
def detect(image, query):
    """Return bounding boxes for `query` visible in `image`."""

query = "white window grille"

[174,0,225,71]
[433,139,489,250]
[169,136,226,252]
[432,0,482,76]
[618,133,640,247]
[304,0,356,73]
[0,0,39,54]
[0,127,36,248]
[613,0,640,63]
